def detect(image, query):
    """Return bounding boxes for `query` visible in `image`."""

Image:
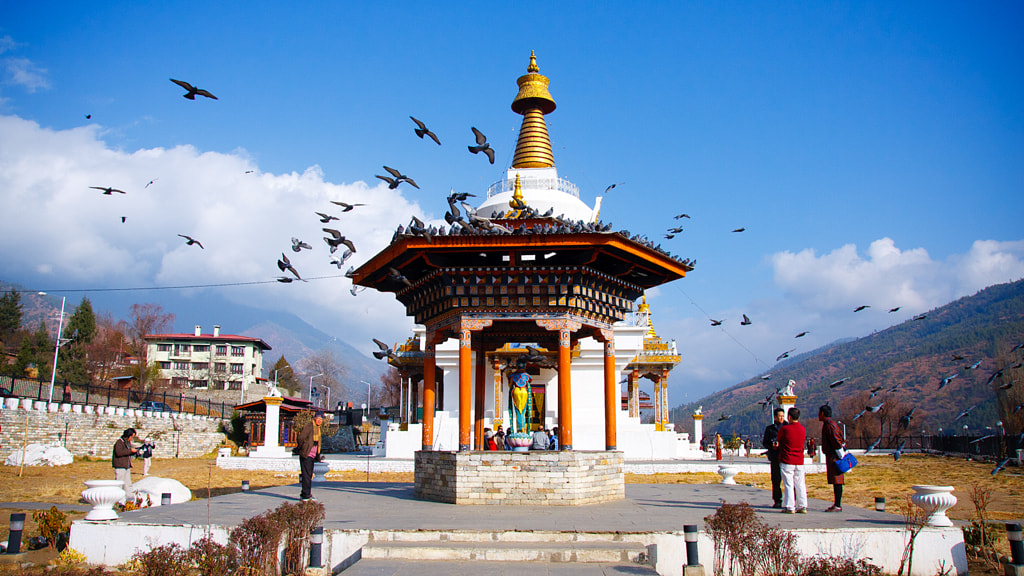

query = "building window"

[191,362,208,371]
[159,361,171,369]
[173,344,190,356]
[227,381,242,390]
[230,363,243,375]
[173,361,189,370]
[231,346,245,357]
[193,345,210,353]
[216,345,227,356]
[190,379,207,388]
[157,344,171,352]
[172,377,188,388]
[214,363,226,374]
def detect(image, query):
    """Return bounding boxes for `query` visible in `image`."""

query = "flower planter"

[82,480,126,521]
[313,461,330,482]
[911,485,957,527]
[717,465,739,484]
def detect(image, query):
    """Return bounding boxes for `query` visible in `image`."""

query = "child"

[138,438,155,476]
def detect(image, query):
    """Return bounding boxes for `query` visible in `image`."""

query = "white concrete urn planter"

[82,480,126,521]
[911,485,957,527]
[313,461,330,482]
[717,465,739,484]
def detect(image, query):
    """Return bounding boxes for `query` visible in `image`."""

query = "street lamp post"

[322,386,331,411]
[39,293,68,404]
[308,373,324,403]
[359,379,371,411]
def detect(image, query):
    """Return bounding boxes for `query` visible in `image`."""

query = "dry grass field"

[0,452,1019,573]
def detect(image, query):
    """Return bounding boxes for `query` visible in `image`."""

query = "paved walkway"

[338,559,659,575]
[117,480,903,535]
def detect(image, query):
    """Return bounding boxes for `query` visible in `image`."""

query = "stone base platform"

[414,450,624,505]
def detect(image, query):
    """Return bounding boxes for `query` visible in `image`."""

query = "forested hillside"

[672,279,1024,441]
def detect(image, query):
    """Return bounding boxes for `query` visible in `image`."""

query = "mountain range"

[670,279,1024,441]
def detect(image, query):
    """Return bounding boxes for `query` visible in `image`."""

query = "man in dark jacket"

[112,428,137,504]
[762,408,786,508]
[819,404,846,512]
[296,412,324,501]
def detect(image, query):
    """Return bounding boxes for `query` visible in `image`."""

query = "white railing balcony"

[487,176,580,199]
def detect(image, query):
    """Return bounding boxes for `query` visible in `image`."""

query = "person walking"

[762,408,786,508]
[819,404,847,512]
[776,407,807,514]
[139,437,155,476]
[714,433,723,461]
[112,428,138,504]
[297,411,324,501]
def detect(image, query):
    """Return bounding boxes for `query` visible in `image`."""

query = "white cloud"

[0,114,431,354]
[3,57,49,92]
[653,237,1024,401]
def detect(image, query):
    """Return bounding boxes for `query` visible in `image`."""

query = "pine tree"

[270,355,299,394]
[0,289,22,347]
[14,322,53,381]
[57,296,97,385]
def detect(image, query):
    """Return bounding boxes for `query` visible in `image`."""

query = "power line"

[670,282,770,370]
[2,274,350,295]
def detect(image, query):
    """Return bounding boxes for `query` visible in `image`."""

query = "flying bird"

[866,402,884,413]
[893,439,906,461]
[120,217,126,223]
[740,314,752,326]
[330,201,365,212]
[864,436,882,454]
[277,253,300,280]
[91,186,126,195]
[1014,402,1024,415]
[85,114,91,119]
[145,179,157,188]
[177,234,204,249]
[291,237,313,252]
[372,338,399,361]
[674,213,690,219]
[467,127,495,164]
[410,116,441,145]
[344,266,356,279]
[776,349,796,362]
[965,360,982,371]
[998,380,1016,391]
[330,250,354,268]
[888,307,901,313]
[913,313,927,321]
[709,319,723,326]
[667,227,684,234]
[383,166,420,189]
[717,414,732,421]
[760,374,772,380]
[992,458,1011,475]
[953,405,976,422]
[170,78,218,100]
[388,267,413,287]
[322,228,356,253]
[854,305,870,312]
[603,182,625,194]
[868,386,884,398]
[938,374,958,390]
[795,331,809,338]
[951,353,966,362]
[664,234,676,240]
[851,409,866,421]
[276,277,294,283]
[898,408,916,431]
[731,227,746,233]
[349,285,367,296]
[315,212,339,223]
[828,378,847,389]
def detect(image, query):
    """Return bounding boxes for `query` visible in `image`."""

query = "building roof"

[234,396,314,413]
[145,333,272,351]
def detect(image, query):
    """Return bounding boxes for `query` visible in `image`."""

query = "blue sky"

[1,2,1022,404]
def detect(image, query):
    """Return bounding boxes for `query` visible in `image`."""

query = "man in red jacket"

[776,407,807,514]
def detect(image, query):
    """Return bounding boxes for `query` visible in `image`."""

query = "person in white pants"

[776,407,808,513]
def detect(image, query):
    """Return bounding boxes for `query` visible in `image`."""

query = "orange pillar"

[421,343,436,451]
[603,338,617,450]
[458,327,472,451]
[474,346,486,449]
[558,328,573,450]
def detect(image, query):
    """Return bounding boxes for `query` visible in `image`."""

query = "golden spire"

[511,51,556,169]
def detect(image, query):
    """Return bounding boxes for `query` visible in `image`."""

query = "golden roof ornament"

[511,51,556,169]
[509,173,527,211]
[638,295,657,339]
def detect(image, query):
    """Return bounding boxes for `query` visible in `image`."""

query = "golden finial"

[509,173,527,211]
[511,52,556,169]
[639,295,657,339]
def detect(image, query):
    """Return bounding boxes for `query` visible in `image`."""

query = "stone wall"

[414,450,625,505]
[0,401,227,459]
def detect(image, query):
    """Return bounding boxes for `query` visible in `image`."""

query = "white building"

[145,325,271,396]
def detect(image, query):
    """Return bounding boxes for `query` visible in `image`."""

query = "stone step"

[366,529,644,545]
[360,539,651,564]
[340,558,661,575]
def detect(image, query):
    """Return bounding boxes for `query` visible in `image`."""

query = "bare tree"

[376,367,402,406]
[84,313,129,386]
[126,303,175,390]
[298,348,347,409]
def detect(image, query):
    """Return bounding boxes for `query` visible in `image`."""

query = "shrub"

[800,556,883,576]
[704,501,801,576]
[32,506,70,550]
[130,542,189,576]
[269,499,326,575]
[229,510,283,574]
[186,535,238,576]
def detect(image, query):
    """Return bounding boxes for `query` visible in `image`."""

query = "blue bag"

[835,452,858,474]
